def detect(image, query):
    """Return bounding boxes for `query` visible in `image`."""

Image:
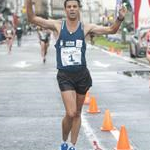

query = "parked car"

[129,27,150,58]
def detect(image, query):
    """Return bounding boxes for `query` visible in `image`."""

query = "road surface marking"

[13,61,31,68]
[82,113,107,150]
[111,130,120,141]
[93,61,110,68]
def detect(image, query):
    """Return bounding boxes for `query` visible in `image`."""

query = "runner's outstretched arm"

[26,0,59,31]
[85,4,127,36]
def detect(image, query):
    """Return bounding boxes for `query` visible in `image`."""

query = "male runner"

[26,0,127,149]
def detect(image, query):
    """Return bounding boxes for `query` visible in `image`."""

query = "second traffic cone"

[114,125,132,150]
[84,91,90,105]
[109,46,115,53]
[116,49,122,55]
[101,109,116,131]
[87,96,100,113]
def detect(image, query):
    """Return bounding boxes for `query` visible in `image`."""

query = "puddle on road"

[120,70,150,79]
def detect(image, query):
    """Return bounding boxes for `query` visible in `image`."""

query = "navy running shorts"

[57,68,92,95]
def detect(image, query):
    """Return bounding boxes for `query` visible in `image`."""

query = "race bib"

[76,40,83,48]
[7,30,12,34]
[61,47,81,66]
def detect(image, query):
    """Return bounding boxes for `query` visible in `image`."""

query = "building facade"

[0,0,117,24]
[50,0,65,18]
[32,0,49,18]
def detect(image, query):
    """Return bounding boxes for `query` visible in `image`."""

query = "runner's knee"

[68,110,81,118]
[66,110,77,118]
[67,109,82,118]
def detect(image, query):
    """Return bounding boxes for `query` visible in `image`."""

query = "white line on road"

[93,61,110,68]
[13,61,32,68]
[0,52,7,55]
[110,130,119,141]
[82,113,107,150]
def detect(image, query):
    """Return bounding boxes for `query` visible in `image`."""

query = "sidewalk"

[107,32,132,43]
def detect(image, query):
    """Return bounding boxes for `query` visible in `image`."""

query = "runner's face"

[65,1,80,20]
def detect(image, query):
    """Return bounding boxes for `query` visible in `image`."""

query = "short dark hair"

[64,0,81,8]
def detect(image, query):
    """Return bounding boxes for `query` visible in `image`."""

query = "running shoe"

[60,142,68,150]
[68,147,76,150]
[43,58,46,63]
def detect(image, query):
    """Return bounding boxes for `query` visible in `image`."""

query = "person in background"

[16,25,23,47]
[26,0,127,149]
[15,17,23,47]
[28,24,32,35]
[0,22,6,44]
[37,27,51,63]
[145,30,150,63]
[145,30,150,88]
[4,21,15,54]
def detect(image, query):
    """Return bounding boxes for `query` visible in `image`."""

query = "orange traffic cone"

[114,125,133,150]
[84,91,90,105]
[87,96,100,113]
[116,49,122,55]
[101,109,116,131]
[109,46,115,53]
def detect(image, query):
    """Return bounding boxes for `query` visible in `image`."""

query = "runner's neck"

[66,20,79,34]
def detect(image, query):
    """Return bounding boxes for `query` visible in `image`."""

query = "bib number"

[61,47,81,66]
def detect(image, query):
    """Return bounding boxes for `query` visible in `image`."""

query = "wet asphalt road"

[0,33,150,150]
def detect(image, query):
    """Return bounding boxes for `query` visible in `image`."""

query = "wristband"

[117,17,124,21]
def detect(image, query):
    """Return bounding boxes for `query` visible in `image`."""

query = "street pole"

[89,5,92,23]
[87,1,92,23]
[16,0,18,14]
[51,0,53,17]
[47,0,51,17]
